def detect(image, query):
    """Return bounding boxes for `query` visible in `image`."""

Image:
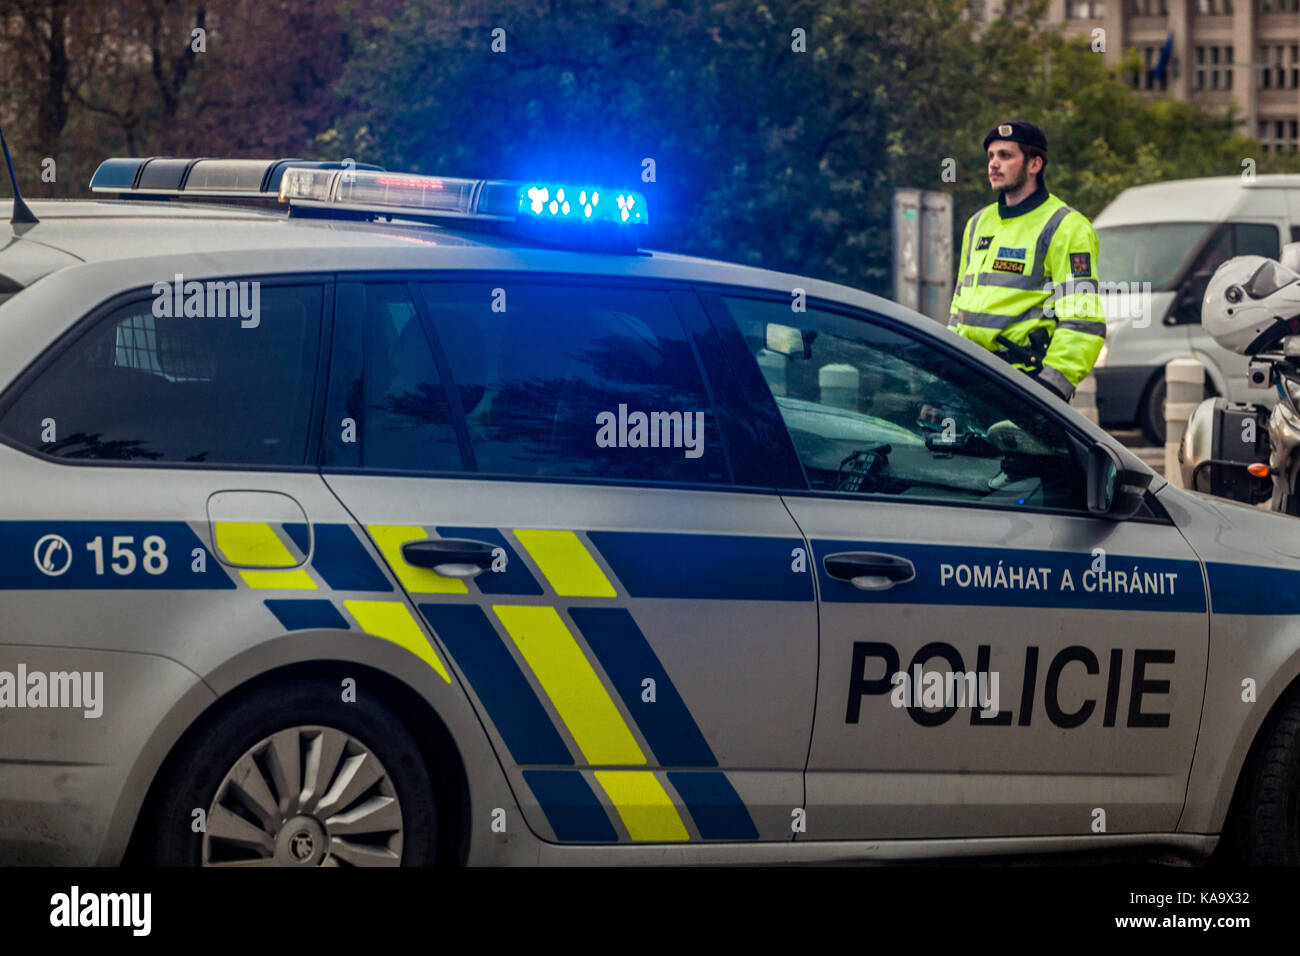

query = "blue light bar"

[518,183,648,225]
[279,168,650,238]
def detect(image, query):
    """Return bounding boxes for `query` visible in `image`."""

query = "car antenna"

[0,125,38,225]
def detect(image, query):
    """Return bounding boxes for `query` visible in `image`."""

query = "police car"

[0,156,1296,866]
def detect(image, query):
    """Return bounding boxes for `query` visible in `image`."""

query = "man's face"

[987,140,1029,192]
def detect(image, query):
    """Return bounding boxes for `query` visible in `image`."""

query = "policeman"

[949,121,1105,401]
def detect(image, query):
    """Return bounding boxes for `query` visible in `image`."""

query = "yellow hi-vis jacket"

[949,185,1105,401]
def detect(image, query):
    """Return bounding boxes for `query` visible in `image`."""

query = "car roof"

[1093,175,1300,228]
[1,197,850,300]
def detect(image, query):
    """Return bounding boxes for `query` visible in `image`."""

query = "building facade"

[989,0,1300,151]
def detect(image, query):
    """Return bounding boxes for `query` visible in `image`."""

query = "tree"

[0,0,351,196]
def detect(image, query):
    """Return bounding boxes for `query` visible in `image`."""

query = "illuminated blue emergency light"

[519,183,647,225]
[278,168,649,245]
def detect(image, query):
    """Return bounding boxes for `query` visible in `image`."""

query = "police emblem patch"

[998,124,1012,136]
[1070,252,1091,276]
[991,259,1025,274]
[975,236,992,250]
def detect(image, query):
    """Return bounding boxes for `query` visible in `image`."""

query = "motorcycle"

[1181,246,1300,511]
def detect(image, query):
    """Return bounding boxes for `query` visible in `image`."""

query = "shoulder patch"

[1070,252,1092,277]
[975,236,992,250]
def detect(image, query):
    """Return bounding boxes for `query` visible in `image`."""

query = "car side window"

[720,296,1086,511]
[322,282,462,472]
[416,281,729,484]
[0,282,322,465]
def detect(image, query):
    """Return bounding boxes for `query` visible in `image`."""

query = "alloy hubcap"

[202,725,404,867]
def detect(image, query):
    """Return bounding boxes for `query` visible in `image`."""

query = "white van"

[1092,175,1300,443]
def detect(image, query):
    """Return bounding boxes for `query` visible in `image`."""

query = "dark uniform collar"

[998,182,1049,219]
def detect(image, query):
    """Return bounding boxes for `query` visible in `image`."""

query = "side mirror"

[1281,241,1300,275]
[1087,442,1151,519]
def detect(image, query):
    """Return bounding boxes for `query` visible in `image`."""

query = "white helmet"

[1203,255,1300,355]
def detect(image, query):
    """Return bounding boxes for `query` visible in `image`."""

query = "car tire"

[1139,375,1214,447]
[1224,692,1300,865]
[144,678,436,866]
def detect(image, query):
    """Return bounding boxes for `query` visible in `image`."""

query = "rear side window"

[417,281,729,484]
[321,282,461,472]
[0,282,323,465]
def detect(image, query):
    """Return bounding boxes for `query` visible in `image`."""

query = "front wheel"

[145,679,436,866]
[1223,693,1300,865]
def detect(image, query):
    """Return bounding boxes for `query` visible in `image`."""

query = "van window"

[1096,222,1213,290]
[1234,223,1282,260]
[1190,223,1281,276]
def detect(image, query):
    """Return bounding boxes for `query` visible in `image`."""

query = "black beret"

[983,120,1048,153]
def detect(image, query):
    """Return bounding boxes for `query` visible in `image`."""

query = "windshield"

[1096,222,1214,291]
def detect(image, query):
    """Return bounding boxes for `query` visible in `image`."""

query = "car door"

[702,291,1210,841]
[317,276,817,845]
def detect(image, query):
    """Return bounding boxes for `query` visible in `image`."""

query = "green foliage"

[327,2,1299,296]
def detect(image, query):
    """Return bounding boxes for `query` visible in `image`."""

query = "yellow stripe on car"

[593,770,690,842]
[238,568,317,590]
[213,521,316,590]
[367,524,469,594]
[213,521,300,566]
[493,604,644,765]
[512,529,616,597]
[345,599,452,683]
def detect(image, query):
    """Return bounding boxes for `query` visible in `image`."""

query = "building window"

[1131,0,1168,11]
[1196,46,1234,90]
[1066,0,1105,16]
[1260,44,1300,90]
[1196,0,1232,10]
[1258,119,1299,154]
[1260,0,1300,13]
